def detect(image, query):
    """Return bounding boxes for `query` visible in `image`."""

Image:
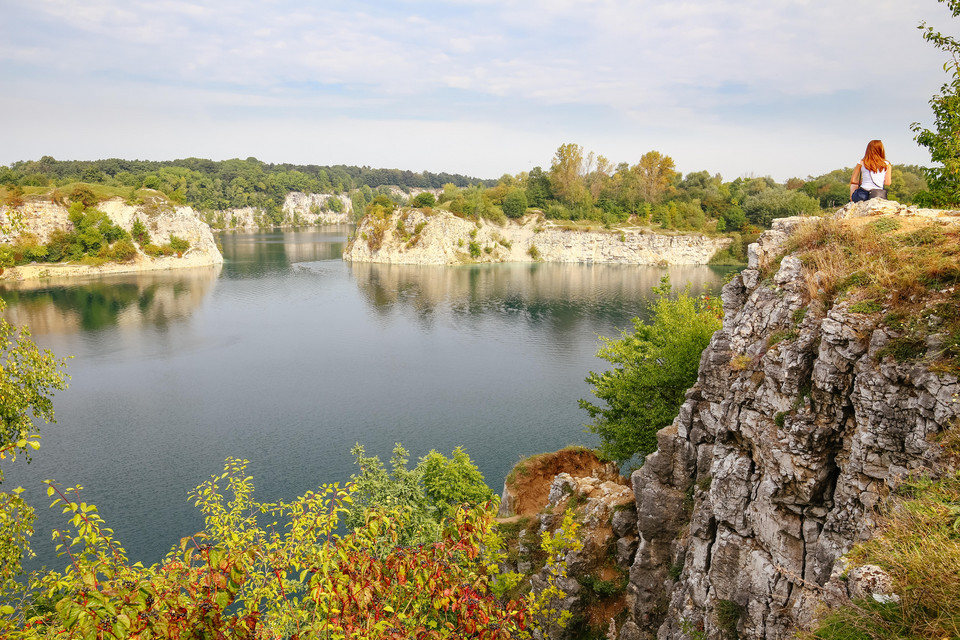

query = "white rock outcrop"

[0,197,222,281]
[345,209,731,265]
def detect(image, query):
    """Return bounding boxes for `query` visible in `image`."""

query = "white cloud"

[1,0,955,178]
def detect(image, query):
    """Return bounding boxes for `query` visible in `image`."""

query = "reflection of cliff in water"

[0,265,221,334]
[218,228,350,278]
[348,262,737,333]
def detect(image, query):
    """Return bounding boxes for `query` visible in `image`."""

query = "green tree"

[502,187,528,218]
[912,0,960,206]
[549,143,588,205]
[411,191,436,208]
[633,151,678,204]
[0,301,69,601]
[580,276,722,463]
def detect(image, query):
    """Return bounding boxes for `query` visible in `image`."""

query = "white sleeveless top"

[860,164,886,190]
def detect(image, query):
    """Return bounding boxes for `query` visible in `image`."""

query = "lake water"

[1,228,734,569]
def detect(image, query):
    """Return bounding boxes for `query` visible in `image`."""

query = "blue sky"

[1,0,956,181]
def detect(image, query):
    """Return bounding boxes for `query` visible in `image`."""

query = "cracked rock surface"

[622,210,960,640]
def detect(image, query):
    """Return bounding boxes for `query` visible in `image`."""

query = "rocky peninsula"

[0,195,223,282]
[344,208,732,265]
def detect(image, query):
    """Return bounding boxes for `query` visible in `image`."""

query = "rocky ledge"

[0,197,223,282]
[344,209,731,265]
[619,201,960,640]
[501,201,960,640]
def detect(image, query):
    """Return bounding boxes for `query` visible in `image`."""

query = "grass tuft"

[810,471,960,640]
[777,216,960,371]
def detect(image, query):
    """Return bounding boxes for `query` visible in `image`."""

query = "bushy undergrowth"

[811,471,960,640]
[1,458,578,639]
[779,216,960,372]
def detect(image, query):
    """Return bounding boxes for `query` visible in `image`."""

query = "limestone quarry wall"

[344,209,731,265]
[0,197,223,281]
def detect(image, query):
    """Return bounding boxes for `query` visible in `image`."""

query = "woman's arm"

[850,164,862,197]
[884,162,892,186]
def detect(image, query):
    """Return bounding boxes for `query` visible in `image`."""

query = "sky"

[1,0,957,182]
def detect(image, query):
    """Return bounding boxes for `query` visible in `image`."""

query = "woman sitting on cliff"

[850,139,891,202]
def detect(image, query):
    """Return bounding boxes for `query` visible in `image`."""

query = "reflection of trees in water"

[218,229,349,278]
[348,262,737,335]
[0,267,220,334]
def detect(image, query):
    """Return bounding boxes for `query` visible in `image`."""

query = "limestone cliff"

[344,209,731,265]
[617,203,960,640]
[202,192,354,229]
[0,196,222,281]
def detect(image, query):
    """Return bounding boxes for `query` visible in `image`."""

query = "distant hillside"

[0,156,494,219]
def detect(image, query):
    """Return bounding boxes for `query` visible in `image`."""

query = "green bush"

[411,192,436,208]
[580,276,723,463]
[344,443,494,546]
[168,235,190,253]
[142,243,163,257]
[110,239,137,262]
[131,217,150,245]
[503,188,528,218]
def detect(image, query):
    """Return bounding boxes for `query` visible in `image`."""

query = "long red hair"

[862,140,887,173]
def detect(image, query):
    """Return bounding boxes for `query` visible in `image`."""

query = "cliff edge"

[617,201,960,639]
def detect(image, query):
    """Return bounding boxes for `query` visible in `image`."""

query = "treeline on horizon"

[1,147,930,237]
[0,155,491,214]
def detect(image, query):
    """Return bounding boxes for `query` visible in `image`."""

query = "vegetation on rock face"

[781,215,960,372]
[580,275,723,464]
[811,471,960,640]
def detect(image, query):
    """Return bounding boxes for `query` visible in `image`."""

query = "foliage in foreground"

[811,471,960,640]
[0,303,70,596]
[580,276,722,464]
[346,443,494,546]
[1,457,577,639]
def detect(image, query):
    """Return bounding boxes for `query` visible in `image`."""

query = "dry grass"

[811,471,960,640]
[777,215,960,372]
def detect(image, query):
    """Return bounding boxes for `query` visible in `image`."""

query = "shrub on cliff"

[580,275,722,464]
[345,443,494,545]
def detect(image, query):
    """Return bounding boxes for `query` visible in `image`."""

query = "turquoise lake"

[1,228,734,568]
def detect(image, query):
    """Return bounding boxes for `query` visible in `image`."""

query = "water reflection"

[218,227,349,277]
[347,261,735,333]
[0,266,221,333]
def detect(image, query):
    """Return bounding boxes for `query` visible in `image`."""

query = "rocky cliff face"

[497,449,639,638]
[344,209,730,265]
[0,196,222,280]
[617,204,960,640]
[196,192,353,229]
